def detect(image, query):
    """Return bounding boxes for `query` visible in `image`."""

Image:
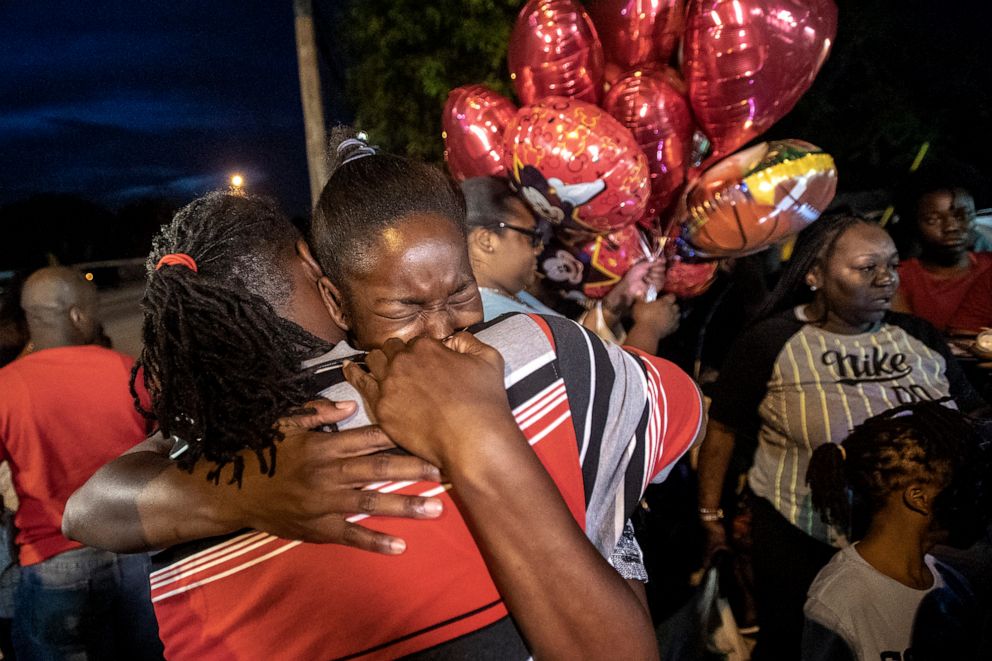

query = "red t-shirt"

[0,345,151,565]
[149,314,703,660]
[898,252,992,332]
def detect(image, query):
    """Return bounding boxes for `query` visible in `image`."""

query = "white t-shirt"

[803,545,944,661]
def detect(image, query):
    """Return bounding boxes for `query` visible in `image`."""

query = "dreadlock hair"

[751,214,876,325]
[133,191,331,485]
[806,400,990,544]
[308,126,467,292]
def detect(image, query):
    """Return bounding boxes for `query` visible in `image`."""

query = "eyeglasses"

[490,221,546,248]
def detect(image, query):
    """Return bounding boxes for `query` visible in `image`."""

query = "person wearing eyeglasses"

[460,175,683,603]
[461,176,679,355]
[892,185,992,333]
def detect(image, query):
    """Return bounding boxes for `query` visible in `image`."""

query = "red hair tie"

[155,253,198,273]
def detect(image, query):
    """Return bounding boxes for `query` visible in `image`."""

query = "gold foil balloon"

[684,139,837,257]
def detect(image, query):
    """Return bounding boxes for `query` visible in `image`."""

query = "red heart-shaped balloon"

[602,69,695,231]
[508,0,605,106]
[683,0,837,159]
[586,0,685,70]
[442,85,517,181]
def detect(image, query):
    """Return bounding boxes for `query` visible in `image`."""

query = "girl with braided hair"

[695,214,987,659]
[802,401,989,660]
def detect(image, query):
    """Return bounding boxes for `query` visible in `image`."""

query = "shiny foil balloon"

[508,0,605,105]
[504,97,651,234]
[603,69,694,230]
[662,255,718,298]
[538,236,587,299]
[684,139,837,257]
[538,224,650,299]
[586,0,685,69]
[578,224,648,298]
[683,0,837,158]
[442,85,517,181]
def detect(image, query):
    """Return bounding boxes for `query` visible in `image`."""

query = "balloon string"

[638,231,661,302]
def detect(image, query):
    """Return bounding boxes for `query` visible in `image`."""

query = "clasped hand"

[343,333,519,471]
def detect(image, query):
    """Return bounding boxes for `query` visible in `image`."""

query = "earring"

[809,284,817,291]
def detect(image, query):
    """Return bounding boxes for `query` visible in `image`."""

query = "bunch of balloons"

[442,0,839,299]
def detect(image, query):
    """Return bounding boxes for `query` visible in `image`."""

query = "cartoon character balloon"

[442,85,517,181]
[538,224,651,299]
[508,0,605,105]
[504,97,651,234]
[586,0,685,70]
[682,0,837,159]
[602,69,694,230]
[577,224,649,298]
[683,139,837,257]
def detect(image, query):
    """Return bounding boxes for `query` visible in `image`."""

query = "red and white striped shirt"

[150,313,702,660]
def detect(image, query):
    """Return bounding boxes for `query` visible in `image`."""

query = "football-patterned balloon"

[683,139,837,258]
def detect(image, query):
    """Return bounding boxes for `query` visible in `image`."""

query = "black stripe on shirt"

[539,315,616,506]
[330,599,516,661]
[505,360,561,409]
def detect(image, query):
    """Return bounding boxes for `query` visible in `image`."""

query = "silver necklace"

[479,286,526,305]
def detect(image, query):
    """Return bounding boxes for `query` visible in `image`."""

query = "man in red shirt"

[0,267,163,659]
[894,186,992,332]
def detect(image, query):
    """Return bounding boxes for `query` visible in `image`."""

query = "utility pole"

[294,0,329,207]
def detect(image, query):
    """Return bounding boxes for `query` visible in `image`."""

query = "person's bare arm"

[695,419,737,563]
[345,335,659,660]
[63,401,444,553]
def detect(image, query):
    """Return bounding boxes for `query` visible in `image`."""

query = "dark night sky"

[1,1,988,222]
[0,1,330,217]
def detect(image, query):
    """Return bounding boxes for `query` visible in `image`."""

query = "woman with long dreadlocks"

[67,129,703,660]
[802,401,989,660]
[64,191,450,555]
[695,214,987,660]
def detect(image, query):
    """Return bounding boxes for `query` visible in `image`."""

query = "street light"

[230,174,245,190]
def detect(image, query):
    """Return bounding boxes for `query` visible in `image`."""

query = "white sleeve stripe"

[504,350,556,388]
[151,540,303,603]
[578,328,597,464]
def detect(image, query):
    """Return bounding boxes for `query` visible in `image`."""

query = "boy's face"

[916,189,976,254]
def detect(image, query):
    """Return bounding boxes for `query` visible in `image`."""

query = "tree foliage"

[333,0,991,202]
[335,0,524,161]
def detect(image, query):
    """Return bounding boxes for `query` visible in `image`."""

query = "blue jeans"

[12,547,164,661]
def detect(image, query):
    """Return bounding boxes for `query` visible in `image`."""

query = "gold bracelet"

[698,507,724,522]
